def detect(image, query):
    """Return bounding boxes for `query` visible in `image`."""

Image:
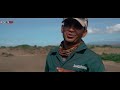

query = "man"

[45,18,105,72]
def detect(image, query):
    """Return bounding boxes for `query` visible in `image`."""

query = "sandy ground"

[0,55,46,72]
[103,61,120,72]
[0,54,120,72]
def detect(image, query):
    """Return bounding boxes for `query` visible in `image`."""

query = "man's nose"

[68,27,75,32]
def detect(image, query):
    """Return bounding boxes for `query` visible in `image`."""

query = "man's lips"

[67,34,76,38]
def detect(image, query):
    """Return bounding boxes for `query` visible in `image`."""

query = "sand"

[0,55,46,72]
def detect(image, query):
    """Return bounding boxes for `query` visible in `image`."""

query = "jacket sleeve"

[45,61,49,72]
[44,51,51,72]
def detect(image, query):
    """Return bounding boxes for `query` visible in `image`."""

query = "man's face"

[61,19,87,43]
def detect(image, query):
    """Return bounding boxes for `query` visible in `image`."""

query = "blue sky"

[0,18,120,46]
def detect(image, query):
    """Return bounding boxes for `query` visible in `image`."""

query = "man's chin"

[65,39,75,43]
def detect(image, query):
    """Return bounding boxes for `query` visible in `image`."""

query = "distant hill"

[87,41,120,47]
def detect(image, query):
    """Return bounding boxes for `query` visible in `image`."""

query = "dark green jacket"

[45,42,105,72]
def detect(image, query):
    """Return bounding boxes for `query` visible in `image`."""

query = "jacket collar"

[50,41,88,55]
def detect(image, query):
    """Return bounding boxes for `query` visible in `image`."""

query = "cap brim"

[62,18,85,27]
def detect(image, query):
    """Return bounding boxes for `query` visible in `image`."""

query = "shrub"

[101,53,120,62]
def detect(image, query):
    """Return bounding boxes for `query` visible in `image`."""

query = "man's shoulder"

[48,46,59,55]
[85,48,101,60]
[85,48,98,55]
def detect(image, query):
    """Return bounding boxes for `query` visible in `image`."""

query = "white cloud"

[87,24,120,34]
[88,27,101,34]
[106,24,120,33]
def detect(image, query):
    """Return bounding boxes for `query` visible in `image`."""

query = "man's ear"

[82,30,87,38]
